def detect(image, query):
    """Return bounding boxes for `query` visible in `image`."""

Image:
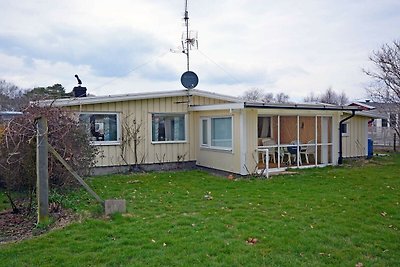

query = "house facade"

[41,89,370,175]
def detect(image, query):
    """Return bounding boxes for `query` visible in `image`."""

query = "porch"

[256,115,334,172]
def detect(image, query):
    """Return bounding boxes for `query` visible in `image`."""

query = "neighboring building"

[350,101,399,147]
[0,111,23,122]
[39,89,373,175]
[0,111,23,140]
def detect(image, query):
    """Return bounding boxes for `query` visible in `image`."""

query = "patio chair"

[300,140,316,164]
[280,147,292,165]
[287,141,302,165]
[261,139,276,163]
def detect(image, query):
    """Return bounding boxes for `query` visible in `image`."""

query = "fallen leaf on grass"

[246,237,258,245]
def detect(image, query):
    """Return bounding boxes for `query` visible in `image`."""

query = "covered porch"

[256,114,334,171]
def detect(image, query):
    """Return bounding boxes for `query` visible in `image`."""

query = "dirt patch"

[0,206,76,244]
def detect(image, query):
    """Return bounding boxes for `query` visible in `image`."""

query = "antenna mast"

[179,0,199,90]
[184,0,190,71]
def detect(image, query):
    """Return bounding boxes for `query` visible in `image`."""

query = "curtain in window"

[258,117,271,138]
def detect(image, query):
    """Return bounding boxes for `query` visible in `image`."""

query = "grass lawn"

[1,154,399,266]
[0,190,9,211]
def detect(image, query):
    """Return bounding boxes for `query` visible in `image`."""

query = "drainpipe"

[338,110,356,164]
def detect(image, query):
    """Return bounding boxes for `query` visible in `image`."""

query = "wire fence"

[369,126,399,151]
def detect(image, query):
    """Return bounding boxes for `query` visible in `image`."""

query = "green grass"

[0,191,9,211]
[1,154,399,266]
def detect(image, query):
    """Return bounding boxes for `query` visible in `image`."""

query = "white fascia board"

[37,89,241,107]
[37,90,191,107]
[188,102,245,111]
[191,89,242,103]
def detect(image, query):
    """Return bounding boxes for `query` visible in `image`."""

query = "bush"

[0,105,98,212]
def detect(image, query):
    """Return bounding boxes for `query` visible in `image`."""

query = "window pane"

[202,119,208,145]
[79,114,118,142]
[341,124,347,134]
[152,114,185,142]
[382,118,388,127]
[211,117,232,148]
[258,116,271,138]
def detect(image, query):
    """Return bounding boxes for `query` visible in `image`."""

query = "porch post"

[239,109,247,175]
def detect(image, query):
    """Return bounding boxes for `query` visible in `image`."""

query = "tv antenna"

[180,0,199,89]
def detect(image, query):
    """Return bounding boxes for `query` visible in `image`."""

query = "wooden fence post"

[36,116,49,223]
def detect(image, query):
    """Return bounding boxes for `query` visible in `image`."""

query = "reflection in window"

[79,113,118,142]
[201,117,232,149]
[152,114,185,142]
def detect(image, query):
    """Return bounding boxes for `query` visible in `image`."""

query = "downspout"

[338,110,356,164]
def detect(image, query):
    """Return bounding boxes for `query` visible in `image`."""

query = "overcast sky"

[0,0,399,101]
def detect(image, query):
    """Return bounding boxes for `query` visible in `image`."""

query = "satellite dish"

[181,71,199,89]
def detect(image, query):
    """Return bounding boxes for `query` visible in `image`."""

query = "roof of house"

[243,102,362,111]
[349,102,377,110]
[36,88,366,112]
[37,89,242,107]
[344,110,384,119]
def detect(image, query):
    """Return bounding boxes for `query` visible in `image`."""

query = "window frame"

[79,112,121,146]
[200,116,233,151]
[151,113,188,144]
[341,122,349,137]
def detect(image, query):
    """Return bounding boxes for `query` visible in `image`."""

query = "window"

[152,113,186,142]
[201,119,208,145]
[258,116,271,138]
[382,118,388,127]
[79,113,120,144]
[201,116,233,150]
[341,123,349,136]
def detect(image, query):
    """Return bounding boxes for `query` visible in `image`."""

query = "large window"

[201,116,233,150]
[79,113,120,144]
[152,113,186,142]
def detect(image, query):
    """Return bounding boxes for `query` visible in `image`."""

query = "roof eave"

[244,102,362,111]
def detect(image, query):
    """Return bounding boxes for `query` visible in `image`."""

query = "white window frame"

[79,112,121,146]
[200,116,233,151]
[151,113,188,144]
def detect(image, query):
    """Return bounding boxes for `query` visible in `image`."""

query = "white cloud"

[0,0,399,101]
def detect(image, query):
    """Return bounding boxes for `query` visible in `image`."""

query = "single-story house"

[350,101,399,147]
[39,88,374,175]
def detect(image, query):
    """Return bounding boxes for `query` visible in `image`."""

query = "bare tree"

[120,114,145,171]
[241,88,264,102]
[241,88,290,103]
[304,87,348,105]
[0,105,98,213]
[275,92,290,103]
[0,80,28,111]
[364,40,400,138]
